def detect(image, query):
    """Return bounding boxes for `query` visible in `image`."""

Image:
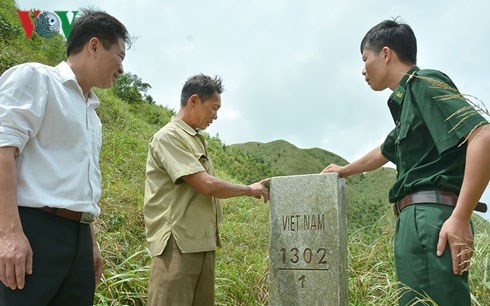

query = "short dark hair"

[180,74,224,107]
[360,18,417,65]
[67,9,130,56]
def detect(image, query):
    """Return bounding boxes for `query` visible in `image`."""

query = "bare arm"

[321,146,389,178]
[181,172,270,203]
[437,125,490,274]
[0,146,32,290]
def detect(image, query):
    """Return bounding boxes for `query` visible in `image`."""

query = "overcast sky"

[17,0,490,219]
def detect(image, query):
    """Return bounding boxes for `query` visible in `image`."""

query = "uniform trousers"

[395,204,471,306]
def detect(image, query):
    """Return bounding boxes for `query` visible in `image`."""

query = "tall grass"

[94,195,490,305]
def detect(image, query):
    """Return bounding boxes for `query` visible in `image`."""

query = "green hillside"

[1,0,488,304]
[231,140,397,228]
[232,139,347,176]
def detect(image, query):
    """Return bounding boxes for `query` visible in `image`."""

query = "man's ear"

[188,94,200,106]
[379,46,390,63]
[87,37,101,54]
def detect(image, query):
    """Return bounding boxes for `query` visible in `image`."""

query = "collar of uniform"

[172,117,199,136]
[56,61,100,108]
[387,66,420,121]
[390,66,420,105]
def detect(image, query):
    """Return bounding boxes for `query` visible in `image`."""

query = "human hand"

[436,216,473,275]
[0,230,33,290]
[321,164,345,177]
[93,244,103,285]
[249,178,271,203]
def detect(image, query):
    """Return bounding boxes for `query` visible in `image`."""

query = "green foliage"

[0,12,20,40]
[0,0,21,41]
[113,72,153,104]
[345,168,397,228]
[207,137,280,185]
[216,197,270,305]
[231,140,348,180]
[93,88,169,305]
[214,139,349,196]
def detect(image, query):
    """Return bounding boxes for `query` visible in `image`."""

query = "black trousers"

[0,207,95,306]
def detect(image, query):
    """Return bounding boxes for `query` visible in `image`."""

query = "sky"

[16,0,490,219]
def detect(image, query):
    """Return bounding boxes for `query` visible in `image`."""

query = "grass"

[215,197,270,305]
[93,192,490,305]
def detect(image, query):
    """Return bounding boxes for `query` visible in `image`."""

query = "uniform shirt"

[0,62,102,216]
[144,117,223,256]
[381,66,488,203]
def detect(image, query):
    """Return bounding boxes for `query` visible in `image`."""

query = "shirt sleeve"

[381,128,397,163]
[410,71,488,154]
[0,64,48,153]
[149,131,206,183]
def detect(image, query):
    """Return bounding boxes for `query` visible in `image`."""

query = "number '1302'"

[280,247,328,264]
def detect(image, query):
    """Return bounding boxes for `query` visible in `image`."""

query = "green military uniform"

[381,66,488,305]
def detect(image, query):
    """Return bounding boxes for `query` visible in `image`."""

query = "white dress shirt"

[0,62,102,216]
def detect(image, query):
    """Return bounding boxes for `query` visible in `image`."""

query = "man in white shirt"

[0,9,129,306]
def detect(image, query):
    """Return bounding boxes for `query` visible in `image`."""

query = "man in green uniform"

[144,74,270,306]
[322,19,489,305]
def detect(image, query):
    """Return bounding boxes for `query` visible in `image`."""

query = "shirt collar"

[389,66,420,104]
[56,61,77,83]
[55,62,100,108]
[387,66,420,121]
[172,117,199,136]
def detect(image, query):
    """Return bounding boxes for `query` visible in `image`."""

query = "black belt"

[393,190,488,216]
[38,206,95,224]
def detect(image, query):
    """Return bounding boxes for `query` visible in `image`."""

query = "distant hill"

[232,140,347,175]
[229,139,490,229]
[229,140,398,228]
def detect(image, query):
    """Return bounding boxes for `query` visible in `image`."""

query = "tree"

[113,72,152,104]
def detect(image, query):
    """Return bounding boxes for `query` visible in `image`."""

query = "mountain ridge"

[223,139,397,228]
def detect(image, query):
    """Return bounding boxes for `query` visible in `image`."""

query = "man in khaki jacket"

[144,74,270,306]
